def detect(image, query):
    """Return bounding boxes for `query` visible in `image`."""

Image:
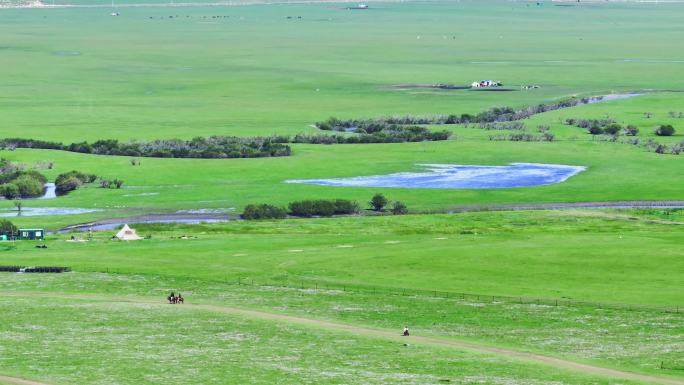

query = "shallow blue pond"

[286,163,586,189]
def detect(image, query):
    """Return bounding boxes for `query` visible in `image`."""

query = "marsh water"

[286,163,586,189]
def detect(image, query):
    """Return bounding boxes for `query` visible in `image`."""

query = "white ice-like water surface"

[286,163,586,189]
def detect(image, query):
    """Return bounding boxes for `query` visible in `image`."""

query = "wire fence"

[233,277,681,314]
[62,266,681,315]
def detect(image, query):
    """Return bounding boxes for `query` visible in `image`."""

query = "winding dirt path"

[6,292,684,385]
[0,375,51,385]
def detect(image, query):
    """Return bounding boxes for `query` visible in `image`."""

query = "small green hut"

[18,229,45,240]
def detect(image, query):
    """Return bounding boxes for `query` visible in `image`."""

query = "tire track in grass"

[5,292,684,385]
[0,374,51,385]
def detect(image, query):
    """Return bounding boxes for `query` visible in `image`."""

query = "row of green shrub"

[567,119,676,137]
[242,194,408,220]
[488,133,555,142]
[293,126,451,144]
[241,194,408,220]
[0,137,291,159]
[0,160,103,199]
[242,199,360,220]
[0,128,451,160]
[0,168,47,199]
[55,170,98,195]
[315,97,604,131]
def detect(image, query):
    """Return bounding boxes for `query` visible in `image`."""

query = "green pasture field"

[0,209,683,383]
[0,293,658,385]
[1,1,684,141]
[1,1,683,225]
[2,211,683,305]
[2,123,683,228]
[0,271,681,380]
[1,2,683,384]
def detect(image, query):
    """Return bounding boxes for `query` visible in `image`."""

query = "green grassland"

[3,125,684,229]
[1,2,683,384]
[1,1,684,141]
[0,209,683,382]
[0,271,681,380]
[0,294,659,385]
[1,1,684,224]
[3,211,683,305]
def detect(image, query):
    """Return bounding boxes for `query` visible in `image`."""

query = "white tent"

[114,224,143,241]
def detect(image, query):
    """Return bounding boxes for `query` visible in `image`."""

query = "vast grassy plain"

[1,1,684,141]
[1,1,683,385]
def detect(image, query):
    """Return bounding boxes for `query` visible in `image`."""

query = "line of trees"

[241,194,409,220]
[293,126,451,144]
[591,135,684,155]
[315,97,603,131]
[489,133,555,142]
[242,199,361,220]
[0,137,292,159]
[0,128,452,159]
[565,119,639,136]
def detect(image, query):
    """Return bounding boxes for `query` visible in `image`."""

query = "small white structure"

[115,224,143,241]
[357,3,368,8]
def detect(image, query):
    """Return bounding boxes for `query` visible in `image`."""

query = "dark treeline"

[316,97,602,131]
[0,137,292,159]
[0,127,450,158]
[241,199,360,220]
[489,133,555,142]
[293,125,450,144]
[477,122,525,131]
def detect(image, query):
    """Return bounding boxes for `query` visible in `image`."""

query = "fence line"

[72,267,681,314]
[234,277,680,314]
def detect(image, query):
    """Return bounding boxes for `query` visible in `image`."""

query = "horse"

[166,292,184,304]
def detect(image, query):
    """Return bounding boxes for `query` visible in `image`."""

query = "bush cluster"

[566,119,639,137]
[307,121,451,143]
[489,133,555,142]
[0,137,292,159]
[241,204,288,220]
[289,199,360,217]
[0,169,48,199]
[655,125,675,137]
[55,171,98,195]
[645,139,684,155]
[99,179,125,189]
[316,97,600,131]
[241,195,409,220]
[0,219,18,235]
[477,122,525,131]
[241,199,360,220]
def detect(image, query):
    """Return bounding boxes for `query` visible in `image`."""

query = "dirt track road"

[4,292,684,385]
[0,375,50,385]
